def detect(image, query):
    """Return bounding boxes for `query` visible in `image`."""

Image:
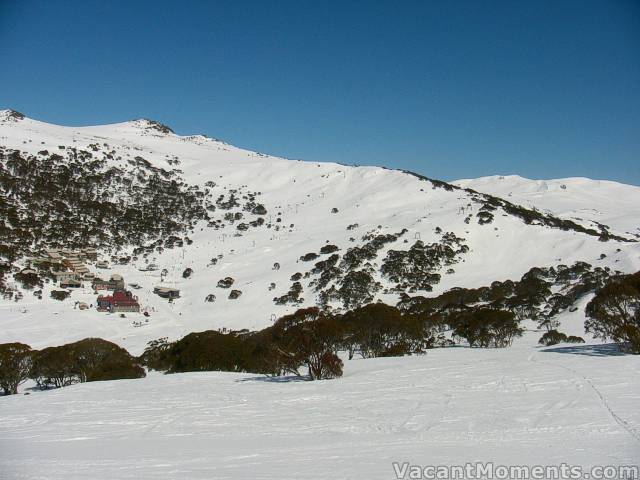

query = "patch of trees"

[309,254,341,291]
[320,244,339,254]
[398,262,616,332]
[263,308,344,380]
[251,204,267,215]
[538,330,585,346]
[217,277,234,288]
[50,290,70,301]
[273,281,304,305]
[216,193,240,210]
[0,343,32,395]
[303,232,406,309]
[0,148,213,261]
[141,302,463,382]
[381,236,467,293]
[31,338,145,388]
[341,304,444,359]
[300,252,319,262]
[0,145,269,267]
[451,308,523,347]
[476,210,494,225]
[141,304,447,380]
[159,331,252,373]
[14,270,42,290]
[585,271,640,353]
[0,338,144,395]
[340,233,402,271]
[228,289,242,300]
[335,270,381,309]
[401,169,457,191]
[143,308,344,380]
[306,230,467,309]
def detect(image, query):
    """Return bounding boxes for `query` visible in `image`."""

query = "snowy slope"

[454,175,640,238]
[1,325,639,480]
[1,111,639,355]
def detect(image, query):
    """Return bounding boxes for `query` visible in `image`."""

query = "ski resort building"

[110,274,125,290]
[53,271,79,283]
[83,248,98,261]
[60,279,82,289]
[92,274,126,292]
[43,249,62,261]
[62,257,89,275]
[92,277,110,291]
[96,290,140,313]
[154,286,181,299]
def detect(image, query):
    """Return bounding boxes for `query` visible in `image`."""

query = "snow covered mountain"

[454,175,640,238]
[1,110,639,354]
[2,110,640,480]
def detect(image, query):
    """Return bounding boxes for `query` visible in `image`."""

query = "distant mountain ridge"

[454,175,640,237]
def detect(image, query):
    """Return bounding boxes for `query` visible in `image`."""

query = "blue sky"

[1,0,639,184]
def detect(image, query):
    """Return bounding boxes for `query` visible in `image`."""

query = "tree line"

[1,270,637,395]
[0,338,144,395]
[142,302,523,379]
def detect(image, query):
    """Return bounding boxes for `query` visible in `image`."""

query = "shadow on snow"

[541,342,628,357]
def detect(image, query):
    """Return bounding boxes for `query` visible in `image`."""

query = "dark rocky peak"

[0,109,26,122]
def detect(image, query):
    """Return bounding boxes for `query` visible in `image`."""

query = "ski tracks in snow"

[528,351,640,443]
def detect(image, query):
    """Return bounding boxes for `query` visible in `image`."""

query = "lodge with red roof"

[96,289,140,313]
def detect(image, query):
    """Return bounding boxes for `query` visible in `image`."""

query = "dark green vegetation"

[50,290,70,301]
[381,233,468,293]
[141,304,444,380]
[0,338,144,395]
[0,146,272,297]
[398,262,616,332]
[0,343,32,395]
[30,338,145,388]
[586,271,640,353]
[283,229,467,310]
[538,330,585,346]
[0,148,207,261]
[2,268,637,395]
[141,264,633,380]
[451,308,522,348]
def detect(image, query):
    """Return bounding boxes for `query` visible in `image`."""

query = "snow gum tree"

[586,271,640,353]
[269,307,344,380]
[0,342,33,395]
[452,308,523,348]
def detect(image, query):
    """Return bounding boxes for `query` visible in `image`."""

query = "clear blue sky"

[1,0,639,184]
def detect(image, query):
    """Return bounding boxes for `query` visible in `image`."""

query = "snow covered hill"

[1,110,639,480]
[454,175,640,238]
[1,110,639,354]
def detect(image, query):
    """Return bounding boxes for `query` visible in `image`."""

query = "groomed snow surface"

[2,308,640,480]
